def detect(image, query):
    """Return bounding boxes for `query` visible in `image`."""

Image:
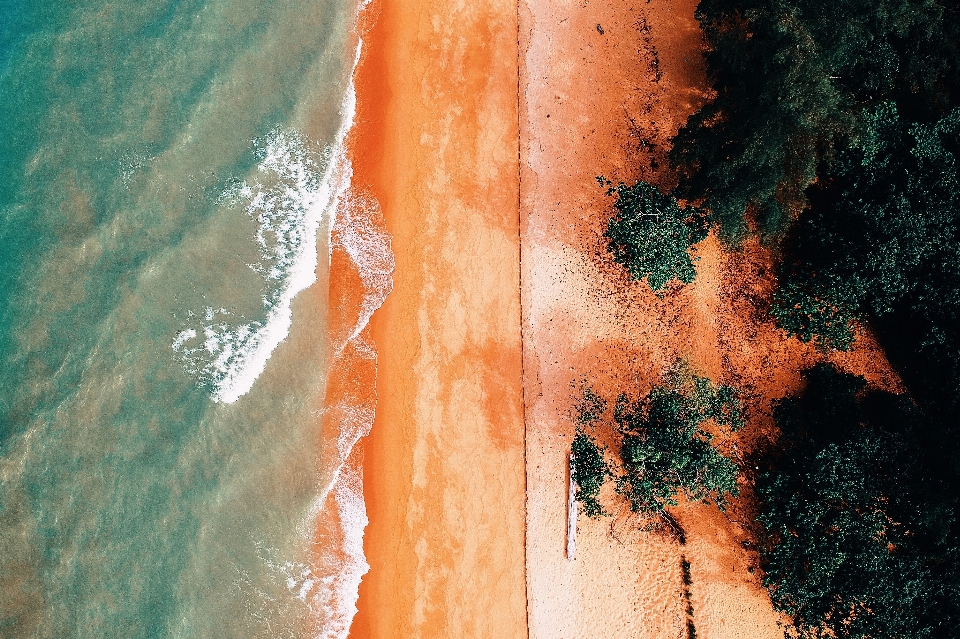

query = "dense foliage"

[771,103,960,352]
[614,370,743,514]
[671,0,960,241]
[572,429,610,519]
[571,367,743,519]
[622,2,960,634]
[602,179,711,290]
[771,103,960,427]
[756,365,960,639]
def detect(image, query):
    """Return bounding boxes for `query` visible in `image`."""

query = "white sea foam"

[202,34,391,639]
[330,191,395,354]
[172,77,358,404]
[310,461,371,639]
[324,463,370,639]
[306,196,393,639]
[300,165,394,639]
[257,188,392,636]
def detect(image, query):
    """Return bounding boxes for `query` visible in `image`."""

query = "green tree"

[756,364,960,639]
[770,104,960,420]
[670,0,960,242]
[602,179,711,291]
[671,0,845,241]
[570,366,743,520]
[614,367,743,515]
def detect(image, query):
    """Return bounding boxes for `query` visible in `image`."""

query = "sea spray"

[306,454,372,639]
[330,194,395,349]
[163,29,396,635]
[259,181,394,639]
[171,122,353,404]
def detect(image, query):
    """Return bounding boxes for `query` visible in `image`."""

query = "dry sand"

[346,0,527,637]
[518,1,901,638]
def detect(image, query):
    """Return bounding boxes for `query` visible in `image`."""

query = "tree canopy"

[670,0,960,422]
[756,364,960,639]
[770,103,960,422]
[671,0,960,241]
[571,365,743,520]
[602,179,711,290]
[614,370,743,515]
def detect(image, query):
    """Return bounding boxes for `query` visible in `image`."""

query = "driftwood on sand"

[567,450,577,561]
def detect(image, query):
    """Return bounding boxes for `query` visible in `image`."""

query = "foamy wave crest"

[234,33,391,638]
[331,190,395,353]
[172,81,356,403]
[254,458,369,639]
[302,183,393,639]
[255,186,393,638]
[312,461,371,639]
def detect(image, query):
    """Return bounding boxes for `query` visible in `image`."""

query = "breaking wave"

[306,177,394,639]
[172,83,357,404]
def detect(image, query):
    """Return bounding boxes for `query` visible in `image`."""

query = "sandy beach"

[345,0,527,637]
[339,0,904,637]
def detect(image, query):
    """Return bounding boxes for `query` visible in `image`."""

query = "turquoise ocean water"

[0,1,381,636]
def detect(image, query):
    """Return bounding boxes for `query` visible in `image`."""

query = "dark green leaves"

[603,179,711,290]
[572,429,611,519]
[756,364,960,639]
[570,366,743,520]
[614,369,743,515]
[670,0,960,242]
[771,104,960,359]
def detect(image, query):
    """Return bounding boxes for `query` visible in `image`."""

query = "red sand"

[346,0,527,637]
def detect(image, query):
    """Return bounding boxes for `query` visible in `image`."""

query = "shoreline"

[345,0,527,636]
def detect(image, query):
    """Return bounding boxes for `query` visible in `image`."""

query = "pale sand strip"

[348,0,527,637]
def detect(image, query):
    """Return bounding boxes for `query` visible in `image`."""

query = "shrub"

[570,365,743,521]
[571,428,611,519]
[614,367,743,515]
[602,178,711,291]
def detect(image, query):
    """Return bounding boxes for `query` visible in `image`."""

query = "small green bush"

[571,428,611,519]
[601,178,711,291]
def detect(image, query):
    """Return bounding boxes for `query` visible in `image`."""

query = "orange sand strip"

[347,0,527,637]
[519,1,901,638]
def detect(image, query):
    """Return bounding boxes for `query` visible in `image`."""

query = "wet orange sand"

[519,0,900,638]
[346,0,527,637]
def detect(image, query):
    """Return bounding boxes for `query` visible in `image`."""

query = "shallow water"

[0,1,374,636]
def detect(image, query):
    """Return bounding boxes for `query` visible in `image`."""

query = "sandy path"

[346,0,527,637]
[518,1,901,638]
